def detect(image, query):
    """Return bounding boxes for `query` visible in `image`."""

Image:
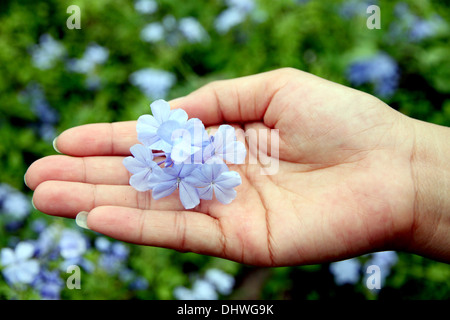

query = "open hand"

[25,68,418,266]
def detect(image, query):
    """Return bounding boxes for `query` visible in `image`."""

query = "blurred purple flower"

[174,279,218,300]
[0,184,31,220]
[129,68,176,99]
[67,43,109,74]
[215,0,256,34]
[58,229,88,260]
[32,268,64,300]
[174,268,234,300]
[215,8,247,34]
[347,52,399,97]
[389,3,445,43]
[204,268,235,295]
[22,83,59,142]
[97,240,130,275]
[409,16,443,42]
[339,0,376,19]
[134,0,158,14]
[34,224,61,258]
[179,17,209,43]
[30,34,65,70]
[141,22,165,43]
[329,258,361,285]
[129,276,149,291]
[1,242,40,285]
[31,218,48,234]
[94,236,111,252]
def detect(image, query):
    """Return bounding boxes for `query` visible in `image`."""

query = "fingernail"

[24,172,29,189]
[76,211,90,230]
[31,197,37,210]
[53,137,61,153]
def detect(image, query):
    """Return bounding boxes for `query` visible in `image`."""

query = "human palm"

[26,68,417,266]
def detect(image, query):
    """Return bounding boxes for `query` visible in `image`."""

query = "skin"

[25,68,450,266]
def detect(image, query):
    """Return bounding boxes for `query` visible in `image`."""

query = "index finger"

[54,121,138,156]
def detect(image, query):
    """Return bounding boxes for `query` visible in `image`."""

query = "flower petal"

[157,120,184,144]
[169,108,188,124]
[137,114,160,146]
[0,248,15,266]
[15,242,35,261]
[215,171,242,189]
[183,169,210,187]
[179,181,200,209]
[197,185,213,200]
[214,185,237,205]
[150,99,171,123]
[151,181,177,200]
[130,144,154,162]
[15,260,40,284]
[123,156,148,174]
[130,169,153,191]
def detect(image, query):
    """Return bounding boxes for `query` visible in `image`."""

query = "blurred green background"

[0,0,449,300]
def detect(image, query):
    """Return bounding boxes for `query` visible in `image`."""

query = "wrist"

[407,119,450,262]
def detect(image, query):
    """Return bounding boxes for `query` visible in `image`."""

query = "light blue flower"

[123,144,161,191]
[347,52,399,97]
[32,268,64,300]
[339,0,376,19]
[67,43,109,74]
[58,229,88,260]
[174,279,218,300]
[21,83,59,141]
[129,68,176,99]
[34,224,61,258]
[168,118,210,164]
[1,242,40,285]
[226,0,255,13]
[215,0,256,34]
[215,8,247,34]
[140,22,165,43]
[329,258,361,285]
[110,242,129,260]
[97,242,129,275]
[185,164,241,205]
[2,192,31,220]
[148,164,200,209]
[24,83,59,124]
[204,268,235,295]
[136,99,188,151]
[179,17,208,43]
[94,236,111,252]
[204,125,246,164]
[409,16,443,42]
[389,4,445,43]
[30,34,65,70]
[134,0,158,14]
[129,276,149,291]
[125,99,245,209]
[363,251,398,288]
